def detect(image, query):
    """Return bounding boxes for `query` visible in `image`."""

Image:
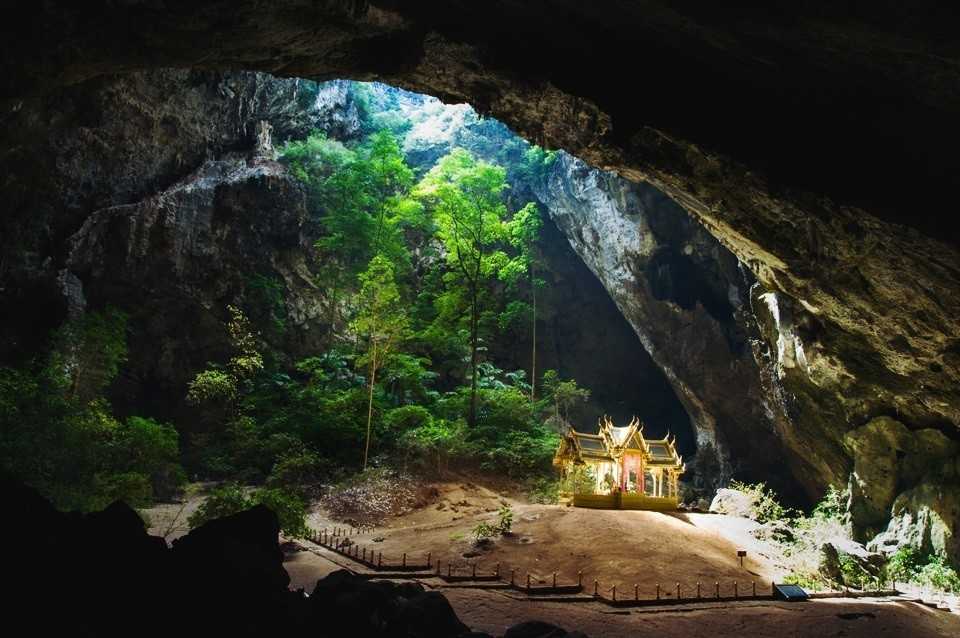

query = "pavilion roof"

[556,416,685,472]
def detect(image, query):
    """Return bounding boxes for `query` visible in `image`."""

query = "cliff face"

[65,152,330,418]
[0,69,316,362]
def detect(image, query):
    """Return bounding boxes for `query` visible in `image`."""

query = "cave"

[2,3,960,637]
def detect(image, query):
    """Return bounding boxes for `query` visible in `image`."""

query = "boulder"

[709,488,756,519]
[309,570,470,637]
[171,503,290,595]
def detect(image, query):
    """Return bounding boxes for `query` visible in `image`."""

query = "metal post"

[734,581,738,599]
[715,582,720,599]
[553,573,557,589]
[527,574,532,591]
[594,580,599,597]
[656,583,660,600]
[495,562,500,578]
[578,570,583,588]
[436,560,442,576]
[402,552,406,567]
[362,547,367,561]
[697,582,701,599]
[378,551,382,568]
[634,584,639,601]
[510,569,515,586]
[612,585,617,601]
[448,563,453,577]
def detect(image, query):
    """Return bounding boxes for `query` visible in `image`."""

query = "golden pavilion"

[553,416,685,510]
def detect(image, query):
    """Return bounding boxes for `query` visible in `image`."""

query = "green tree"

[50,307,128,402]
[505,202,543,400]
[416,148,536,427]
[541,369,591,423]
[352,255,410,470]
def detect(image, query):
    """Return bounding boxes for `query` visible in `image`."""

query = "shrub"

[527,477,560,504]
[887,546,922,584]
[188,483,251,528]
[400,419,465,475]
[784,572,821,590]
[254,487,309,538]
[266,449,334,496]
[472,521,497,543]
[383,405,434,432]
[729,480,793,523]
[187,483,308,538]
[917,556,960,592]
[497,504,514,534]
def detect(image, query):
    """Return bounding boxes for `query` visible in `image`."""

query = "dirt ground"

[440,589,960,638]
[301,479,786,595]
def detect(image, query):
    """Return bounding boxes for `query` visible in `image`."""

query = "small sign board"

[773,583,809,602]
[737,550,747,557]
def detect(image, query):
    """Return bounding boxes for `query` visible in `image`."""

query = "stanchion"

[553,573,557,589]
[676,582,681,600]
[634,583,639,601]
[527,574,532,591]
[402,552,406,567]
[715,582,720,599]
[656,583,660,600]
[578,570,583,588]
[734,581,738,599]
[495,563,501,578]
[510,568,516,586]
[610,585,617,601]
[594,580,599,597]
[378,551,382,568]
[697,582,701,599]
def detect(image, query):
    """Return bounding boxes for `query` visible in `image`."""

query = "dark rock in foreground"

[1,474,585,637]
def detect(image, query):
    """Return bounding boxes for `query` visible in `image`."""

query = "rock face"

[0,69,318,363]
[532,152,801,492]
[65,151,330,418]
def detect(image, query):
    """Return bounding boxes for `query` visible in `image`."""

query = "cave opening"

[3,5,960,634]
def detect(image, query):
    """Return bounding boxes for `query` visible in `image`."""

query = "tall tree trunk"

[530,265,536,402]
[362,341,378,471]
[468,285,479,428]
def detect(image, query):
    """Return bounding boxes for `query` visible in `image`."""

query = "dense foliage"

[1,83,577,529]
[0,308,185,511]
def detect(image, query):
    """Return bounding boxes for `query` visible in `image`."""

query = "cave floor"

[441,588,960,638]
[284,549,960,637]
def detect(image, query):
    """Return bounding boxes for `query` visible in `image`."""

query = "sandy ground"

[301,480,786,596]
